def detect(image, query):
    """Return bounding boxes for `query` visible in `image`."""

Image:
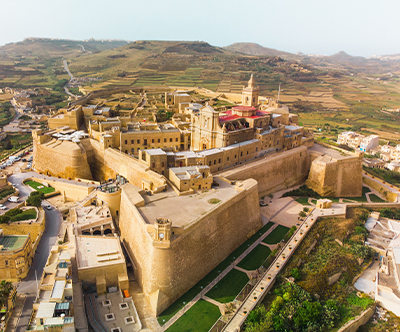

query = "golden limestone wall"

[306,152,363,197]
[119,180,262,315]
[221,146,311,196]
[33,134,93,180]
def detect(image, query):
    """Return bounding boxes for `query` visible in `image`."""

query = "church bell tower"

[242,74,259,107]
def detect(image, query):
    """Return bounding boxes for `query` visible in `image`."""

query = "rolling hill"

[224,42,292,57]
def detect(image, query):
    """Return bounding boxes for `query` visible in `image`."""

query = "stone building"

[0,230,33,280]
[306,151,364,197]
[75,236,129,295]
[119,177,261,315]
[169,166,212,192]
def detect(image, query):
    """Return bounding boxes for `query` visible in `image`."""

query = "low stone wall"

[362,174,398,202]
[337,304,376,332]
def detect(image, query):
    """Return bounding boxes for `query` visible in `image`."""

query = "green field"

[262,225,290,245]
[165,300,220,332]
[206,269,249,303]
[10,208,37,222]
[157,222,275,325]
[237,245,272,271]
[25,180,55,194]
[0,186,15,199]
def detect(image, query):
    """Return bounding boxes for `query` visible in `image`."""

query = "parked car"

[0,205,7,210]
[22,158,27,162]
[44,204,52,210]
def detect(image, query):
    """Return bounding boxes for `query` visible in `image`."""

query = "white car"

[0,205,7,210]
[44,204,51,210]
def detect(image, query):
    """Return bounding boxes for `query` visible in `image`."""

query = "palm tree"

[0,280,13,310]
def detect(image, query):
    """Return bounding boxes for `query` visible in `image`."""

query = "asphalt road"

[7,173,63,331]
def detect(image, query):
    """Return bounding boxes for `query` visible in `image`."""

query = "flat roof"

[51,280,66,299]
[76,236,125,269]
[36,302,56,319]
[0,235,27,251]
[145,148,166,156]
[138,177,249,227]
[393,247,400,265]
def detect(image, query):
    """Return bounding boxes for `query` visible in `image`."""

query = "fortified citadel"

[32,76,363,315]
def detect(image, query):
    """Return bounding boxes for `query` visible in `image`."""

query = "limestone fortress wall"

[118,179,262,315]
[32,130,93,180]
[220,146,311,195]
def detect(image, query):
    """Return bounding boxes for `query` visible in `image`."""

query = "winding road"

[6,172,63,332]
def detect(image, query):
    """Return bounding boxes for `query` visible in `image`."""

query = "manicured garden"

[25,180,55,194]
[0,185,15,199]
[165,299,221,332]
[157,222,276,325]
[262,225,290,245]
[237,245,272,271]
[206,269,249,303]
[0,208,37,223]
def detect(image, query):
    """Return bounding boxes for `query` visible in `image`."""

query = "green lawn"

[165,300,220,332]
[237,245,271,271]
[10,208,37,222]
[262,225,290,245]
[295,197,311,205]
[0,186,15,199]
[206,269,249,303]
[25,180,55,194]
[369,194,386,203]
[157,222,275,325]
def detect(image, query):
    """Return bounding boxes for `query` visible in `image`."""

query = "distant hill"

[0,38,129,58]
[325,51,367,64]
[163,42,224,55]
[224,42,292,57]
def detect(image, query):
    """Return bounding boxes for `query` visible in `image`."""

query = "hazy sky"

[1,0,400,57]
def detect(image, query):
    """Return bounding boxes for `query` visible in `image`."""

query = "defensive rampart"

[32,131,93,180]
[306,152,363,197]
[119,179,262,315]
[220,146,310,195]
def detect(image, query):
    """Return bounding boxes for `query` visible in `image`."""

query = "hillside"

[224,42,292,57]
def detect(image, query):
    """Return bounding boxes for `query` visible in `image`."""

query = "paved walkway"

[5,295,26,332]
[223,205,346,331]
[161,223,279,331]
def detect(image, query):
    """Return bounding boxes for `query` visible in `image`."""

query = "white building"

[360,135,379,152]
[337,131,365,149]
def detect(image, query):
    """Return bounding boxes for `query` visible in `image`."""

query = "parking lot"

[0,147,34,212]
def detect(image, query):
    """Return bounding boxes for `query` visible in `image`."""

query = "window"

[218,158,221,163]
[227,157,229,161]
[5,260,8,266]
[125,140,127,144]
[214,160,216,165]
[158,139,160,143]
[164,138,167,143]
[152,163,155,168]
[144,139,147,145]
[176,138,178,142]
[240,152,243,157]
[234,154,237,158]
[125,150,128,153]
[247,151,249,155]
[209,161,211,166]
[131,140,134,144]
[256,148,258,152]
[162,162,164,167]
[170,138,172,142]
[137,139,140,144]
[152,139,154,143]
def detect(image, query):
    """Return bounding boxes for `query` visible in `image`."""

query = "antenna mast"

[277,83,281,102]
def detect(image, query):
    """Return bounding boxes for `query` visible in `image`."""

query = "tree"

[26,191,45,207]
[299,211,307,218]
[0,280,13,309]
[4,138,12,150]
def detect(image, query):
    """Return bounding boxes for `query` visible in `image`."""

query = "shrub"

[291,268,301,281]
[303,207,309,212]
[26,191,44,207]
